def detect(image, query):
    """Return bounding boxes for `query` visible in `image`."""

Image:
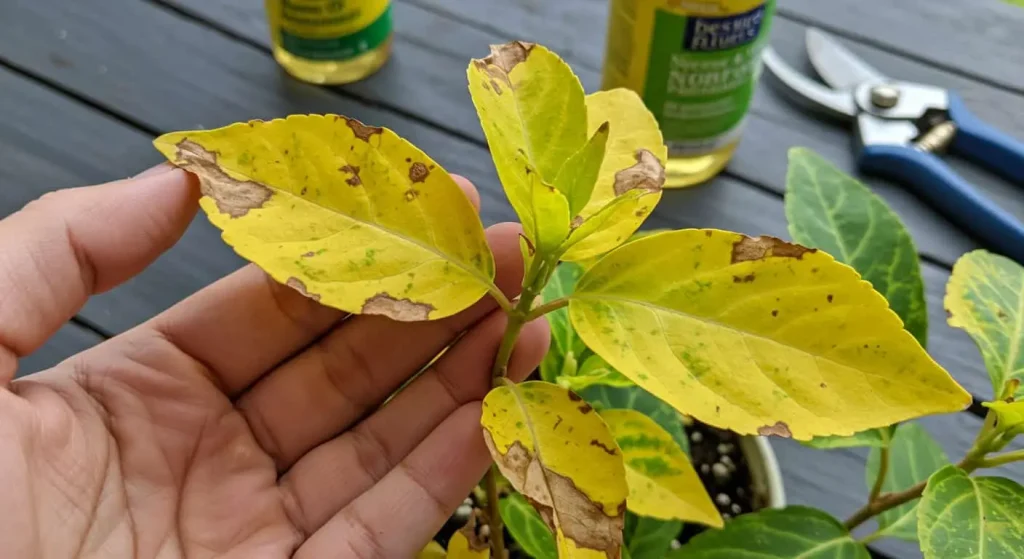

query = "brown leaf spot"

[553,416,563,430]
[409,162,430,183]
[590,439,617,456]
[612,149,666,196]
[567,391,582,402]
[484,40,535,72]
[480,81,491,91]
[345,117,383,142]
[490,79,504,95]
[820,382,828,389]
[757,421,792,438]
[361,293,434,321]
[286,277,321,302]
[733,273,756,283]
[731,235,816,263]
[771,309,779,317]
[571,216,584,229]
[483,436,624,557]
[339,164,361,186]
[998,309,1009,319]
[404,189,420,201]
[174,139,272,218]
[301,251,316,258]
[827,294,834,303]
[300,186,308,195]
[579,403,593,414]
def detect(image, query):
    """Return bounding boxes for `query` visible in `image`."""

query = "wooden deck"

[3,1,1023,556]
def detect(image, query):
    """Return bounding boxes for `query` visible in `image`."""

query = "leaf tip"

[484,40,537,72]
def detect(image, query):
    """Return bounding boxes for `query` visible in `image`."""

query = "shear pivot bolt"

[870,85,900,109]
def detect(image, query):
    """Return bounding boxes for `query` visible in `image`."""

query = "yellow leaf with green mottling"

[562,90,666,262]
[467,41,587,244]
[446,512,490,558]
[481,381,628,558]
[153,115,495,321]
[569,229,971,440]
[945,250,1024,399]
[601,409,722,527]
[417,540,446,558]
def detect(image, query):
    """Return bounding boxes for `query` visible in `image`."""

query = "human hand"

[0,165,547,558]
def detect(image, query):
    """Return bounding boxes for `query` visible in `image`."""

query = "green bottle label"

[641,2,775,154]
[279,0,392,61]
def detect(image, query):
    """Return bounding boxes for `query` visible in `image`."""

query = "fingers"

[286,313,548,551]
[239,222,525,470]
[147,173,483,395]
[0,167,199,385]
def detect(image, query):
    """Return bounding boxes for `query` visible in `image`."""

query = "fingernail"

[134,162,176,178]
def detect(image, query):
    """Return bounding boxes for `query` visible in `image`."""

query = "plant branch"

[868,445,890,503]
[524,297,568,321]
[487,285,514,313]
[484,466,505,558]
[978,448,1024,468]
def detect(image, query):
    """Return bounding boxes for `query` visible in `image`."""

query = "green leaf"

[671,506,869,558]
[802,429,889,450]
[624,512,682,559]
[945,249,1024,399]
[467,42,587,240]
[557,353,635,392]
[866,423,948,541]
[524,165,572,256]
[581,383,689,453]
[918,465,1024,558]
[569,229,971,440]
[153,116,496,322]
[540,262,586,383]
[786,147,928,346]
[554,123,609,217]
[500,493,557,559]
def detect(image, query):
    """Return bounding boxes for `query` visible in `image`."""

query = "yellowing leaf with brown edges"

[601,409,722,527]
[467,41,586,243]
[481,381,628,558]
[154,116,495,321]
[561,90,666,262]
[447,512,490,558]
[569,229,971,440]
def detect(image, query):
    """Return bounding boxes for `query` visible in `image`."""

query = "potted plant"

[152,41,1024,559]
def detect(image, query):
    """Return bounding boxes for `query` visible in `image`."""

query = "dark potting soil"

[433,419,768,556]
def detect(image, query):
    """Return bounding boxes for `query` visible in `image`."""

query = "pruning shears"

[761,28,1024,264]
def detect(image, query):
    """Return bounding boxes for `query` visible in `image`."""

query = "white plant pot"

[739,436,786,509]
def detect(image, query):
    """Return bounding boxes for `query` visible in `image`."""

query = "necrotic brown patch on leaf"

[409,162,430,183]
[579,403,593,414]
[345,117,383,142]
[613,149,666,196]
[361,293,434,320]
[731,235,816,264]
[571,216,584,229]
[340,164,361,186]
[567,391,582,402]
[483,434,624,558]
[286,277,321,302]
[485,40,535,72]
[301,251,315,258]
[757,421,792,438]
[590,439,617,456]
[174,139,272,218]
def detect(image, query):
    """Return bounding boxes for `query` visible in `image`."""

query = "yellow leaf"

[481,381,628,558]
[601,409,722,528]
[468,41,587,242]
[982,399,1024,436]
[417,540,446,559]
[524,160,572,256]
[154,115,495,321]
[562,90,666,261]
[569,229,971,440]
[555,123,609,217]
[446,512,491,558]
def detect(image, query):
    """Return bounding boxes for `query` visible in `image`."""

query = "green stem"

[978,448,1024,468]
[859,529,884,545]
[868,445,890,503]
[484,466,505,558]
[524,297,568,322]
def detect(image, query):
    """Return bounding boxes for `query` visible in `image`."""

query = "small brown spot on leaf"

[300,187,308,195]
[567,391,582,402]
[998,309,1009,319]
[301,251,315,258]
[733,273,756,283]
[340,164,361,186]
[757,421,792,438]
[613,149,666,196]
[579,403,593,414]
[827,294,834,303]
[409,162,430,183]
[553,416,563,430]
[820,382,828,388]
[571,216,584,229]
[731,235,816,263]
[705,230,713,237]
[590,439,617,456]
[490,79,503,95]
[771,310,778,317]
[361,293,434,321]
[481,81,491,91]
[286,277,320,302]
[484,40,535,72]
[174,139,272,217]
[404,189,419,201]
[345,117,383,142]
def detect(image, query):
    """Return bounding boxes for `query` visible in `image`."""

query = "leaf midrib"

[171,139,496,294]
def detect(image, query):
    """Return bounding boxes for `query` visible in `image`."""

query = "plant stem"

[859,529,884,545]
[978,449,1024,468]
[524,297,568,321]
[484,466,505,558]
[491,315,526,382]
[868,445,890,503]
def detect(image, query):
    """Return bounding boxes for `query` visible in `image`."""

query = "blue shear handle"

[948,93,1024,183]
[860,144,1024,264]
